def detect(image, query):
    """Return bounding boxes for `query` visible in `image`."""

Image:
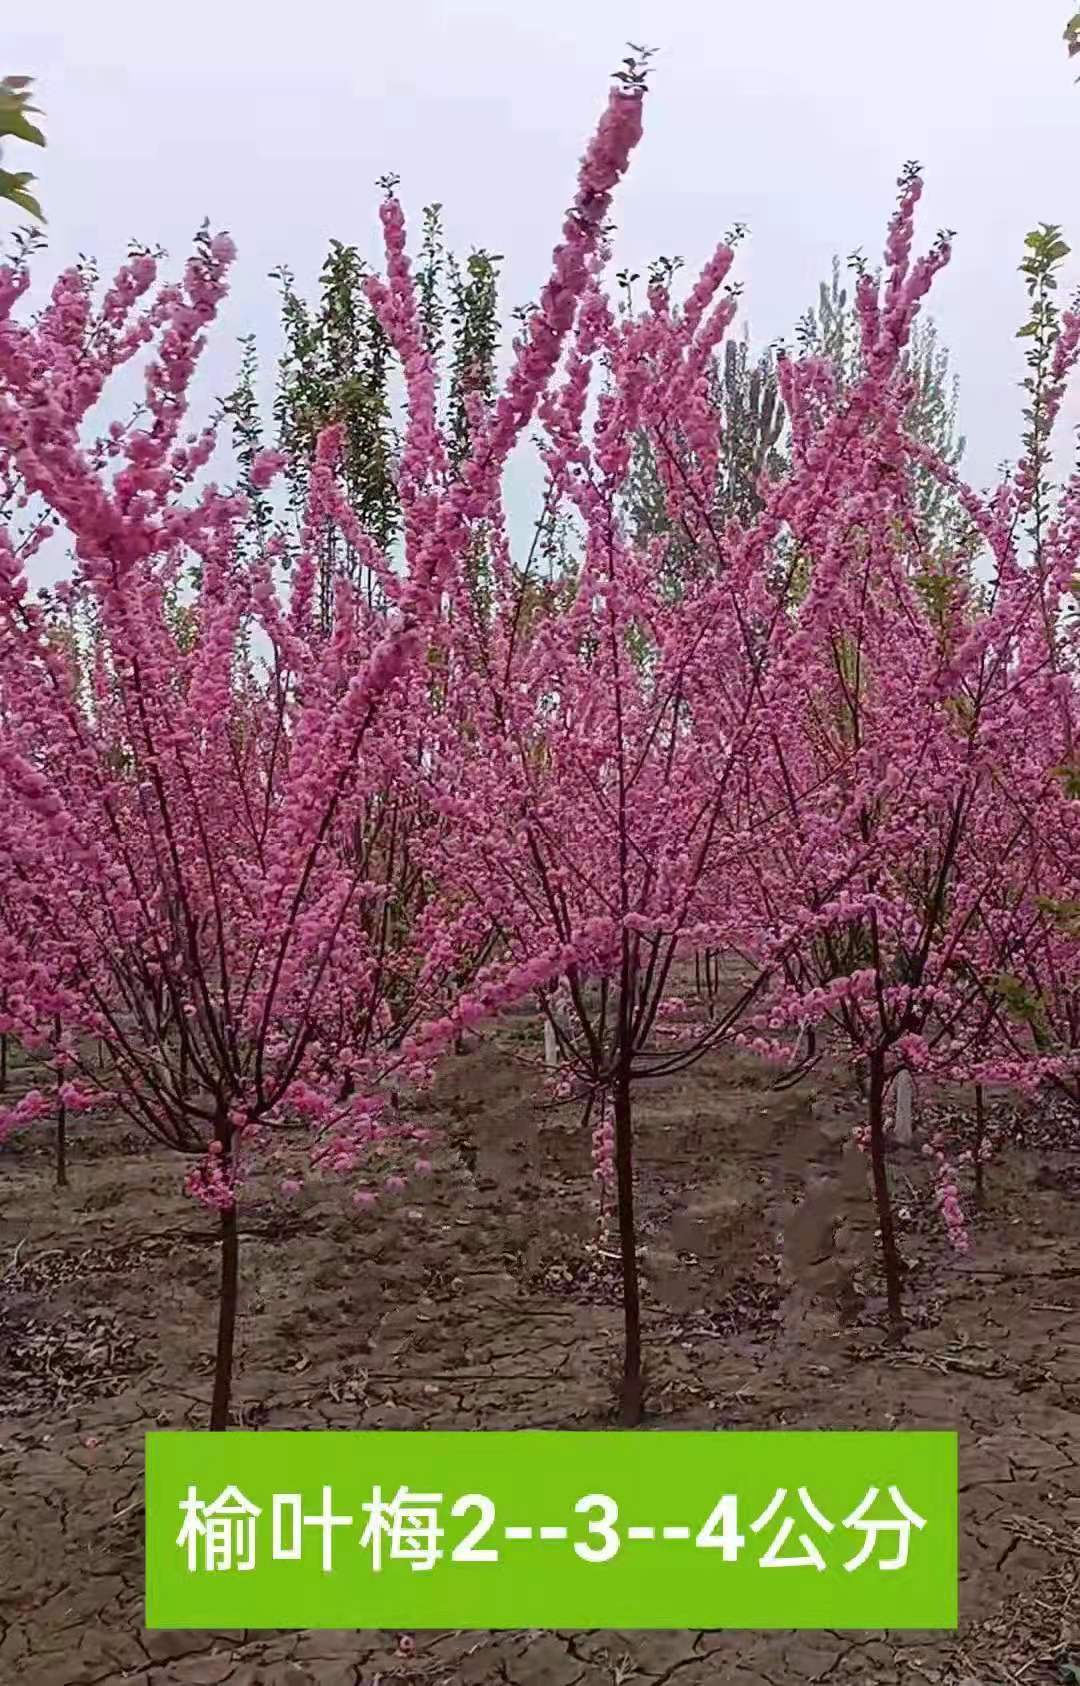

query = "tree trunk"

[973,1083,986,1209]
[210,1201,240,1431]
[544,1016,559,1070]
[612,1056,642,1426]
[0,1032,7,1094]
[868,1050,904,1333]
[55,1097,68,1190]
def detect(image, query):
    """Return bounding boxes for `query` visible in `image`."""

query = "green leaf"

[0,169,44,222]
[0,77,45,147]
[0,106,45,148]
[1052,761,1080,798]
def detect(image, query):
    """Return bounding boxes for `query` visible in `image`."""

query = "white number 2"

[451,1493,498,1562]
[574,1492,620,1562]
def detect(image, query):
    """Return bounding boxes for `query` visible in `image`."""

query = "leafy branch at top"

[1017,224,1075,553]
[0,76,45,223]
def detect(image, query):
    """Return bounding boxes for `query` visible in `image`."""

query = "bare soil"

[2,1023,1080,1685]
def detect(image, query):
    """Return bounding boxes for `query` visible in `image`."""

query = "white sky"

[6,0,1080,513]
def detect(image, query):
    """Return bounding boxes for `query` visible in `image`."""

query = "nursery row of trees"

[2,55,1080,1430]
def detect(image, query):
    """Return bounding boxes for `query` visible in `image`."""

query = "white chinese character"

[751,1487,834,1569]
[176,1484,261,1572]
[273,1487,354,1572]
[842,1486,926,1570]
[359,1484,444,1572]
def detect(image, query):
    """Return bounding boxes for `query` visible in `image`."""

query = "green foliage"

[1051,759,1080,799]
[417,203,447,361]
[798,254,974,597]
[0,75,45,222]
[625,321,787,603]
[713,336,787,526]
[988,972,1052,1047]
[795,255,862,385]
[1034,892,1080,936]
[220,335,272,562]
[1017,224,1075,556]
[271,237,399,578]
[446,243,503,470]
[223,189,504,628]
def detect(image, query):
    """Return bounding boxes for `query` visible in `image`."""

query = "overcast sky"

[6,0,1080,508]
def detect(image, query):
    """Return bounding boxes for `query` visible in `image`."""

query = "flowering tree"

[0,67,648,1427]
[737,175,1080,1328]
[403,163,936,1419]
[945,233,1080,1143]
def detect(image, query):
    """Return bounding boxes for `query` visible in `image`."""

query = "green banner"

[145,1430,957,1630]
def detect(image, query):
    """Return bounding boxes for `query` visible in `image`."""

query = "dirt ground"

[2,1016,1080,1686]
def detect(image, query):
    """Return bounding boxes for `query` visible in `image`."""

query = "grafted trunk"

[868,1050,904,1333]
[55,1095,68,1190]
[210,1201,240,1431]
[612,1054,642,1425]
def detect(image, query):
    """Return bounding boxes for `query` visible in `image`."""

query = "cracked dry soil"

[2,1030,1080,1686]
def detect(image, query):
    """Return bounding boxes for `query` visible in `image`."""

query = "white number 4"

[696,1494,745,1561]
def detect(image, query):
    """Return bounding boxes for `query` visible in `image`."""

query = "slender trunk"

[55,1097,68,1189]
[973,1083,986,1209]
[210,1201,240,1431]
[54,1015,68,1189]
[868,1050,904,1333]
[0,1032,7,1094]
[694,952,701,1000]
[612,1053,642,1426]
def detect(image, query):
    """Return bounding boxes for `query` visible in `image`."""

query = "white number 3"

[574,1492,620,1562]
